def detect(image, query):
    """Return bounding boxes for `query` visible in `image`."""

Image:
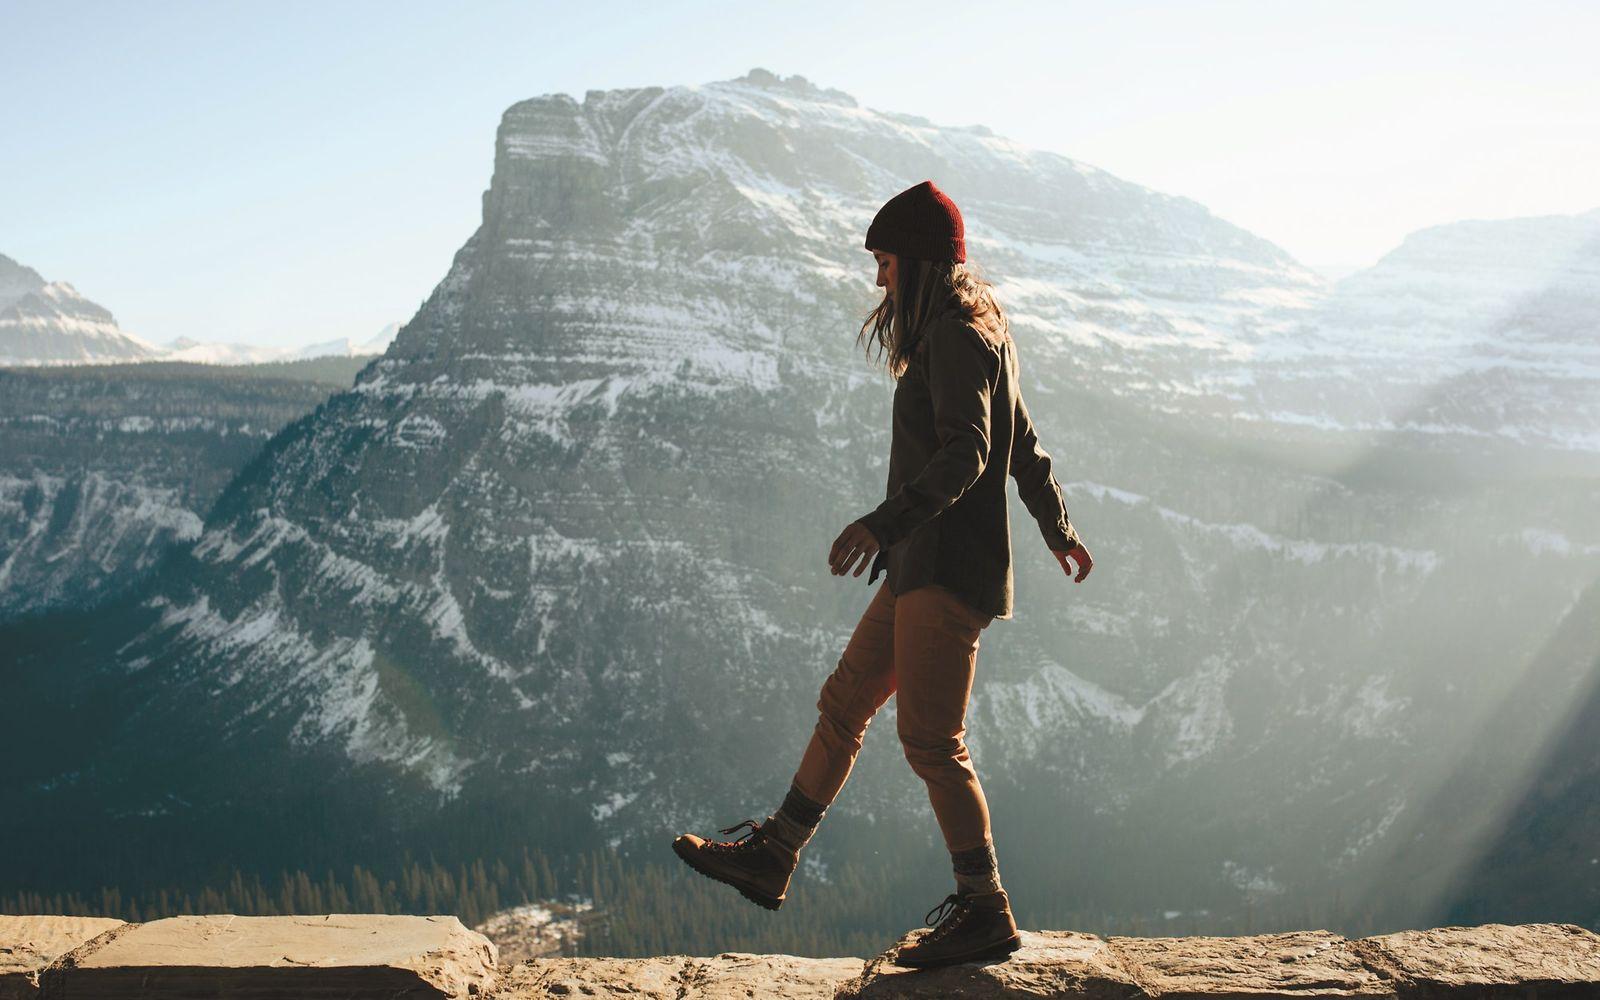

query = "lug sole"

[672,837,786,911]
[893,931,1022,968]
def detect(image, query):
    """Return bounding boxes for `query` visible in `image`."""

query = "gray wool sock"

[951,839,1003,895]
[763,782,828,855]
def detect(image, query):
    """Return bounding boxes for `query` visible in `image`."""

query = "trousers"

[790,580,996,853]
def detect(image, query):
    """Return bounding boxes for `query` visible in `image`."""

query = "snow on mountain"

[155,323,399,364]
[0,365,361,621]
[290,322,401,360]
[1239,208,1600,450]
[157,337,295,365]
[0,255,398,366]
[0,254,159,364]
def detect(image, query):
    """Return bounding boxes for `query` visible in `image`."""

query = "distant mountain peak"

[0,254,155,364]
[720,67,859,107]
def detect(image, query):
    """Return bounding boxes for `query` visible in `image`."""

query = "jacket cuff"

[1046,521,1079,553]
[855,510,897,550]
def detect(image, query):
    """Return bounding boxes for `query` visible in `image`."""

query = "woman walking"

[673,179,1093,968]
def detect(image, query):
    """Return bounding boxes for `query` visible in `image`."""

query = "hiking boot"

[892,888,1022,968]
[672,817,798,911]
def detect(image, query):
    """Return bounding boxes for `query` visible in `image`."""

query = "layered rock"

[0,362,361,621]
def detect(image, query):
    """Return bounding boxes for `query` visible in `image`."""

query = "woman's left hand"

[829,521,882,577]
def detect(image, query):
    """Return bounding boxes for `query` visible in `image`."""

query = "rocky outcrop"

[5,916,1599,998]
[494,952,864,998]
[832,922,1600,999]
[0,916,123,999]
[29,914,495,999]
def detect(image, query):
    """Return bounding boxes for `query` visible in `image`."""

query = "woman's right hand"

[1052,543,1092,583]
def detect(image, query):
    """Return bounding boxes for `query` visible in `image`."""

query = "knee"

[897,724,967,770]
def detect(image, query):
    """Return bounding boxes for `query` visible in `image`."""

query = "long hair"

[856,256,1010,378]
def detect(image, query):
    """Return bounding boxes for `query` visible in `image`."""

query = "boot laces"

[705,818,764,853]
[922,892,971,940]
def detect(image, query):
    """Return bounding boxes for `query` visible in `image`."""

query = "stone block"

[0,917,124,1000]
[40,913,496,998]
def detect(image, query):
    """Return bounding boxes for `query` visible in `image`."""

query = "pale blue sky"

[4,0,1597,349]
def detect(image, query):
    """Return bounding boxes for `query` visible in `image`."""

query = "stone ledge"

[31,913,497,999]
[834,921,1600,999]
[7,916,1600,998]
[494,952,864,998]
[0,916,126,1000]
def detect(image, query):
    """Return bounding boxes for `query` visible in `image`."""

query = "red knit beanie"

[863,179,966,263]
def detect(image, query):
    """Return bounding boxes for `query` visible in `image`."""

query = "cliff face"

[0,363,361,621]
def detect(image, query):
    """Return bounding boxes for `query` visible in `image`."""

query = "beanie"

[863,179,966,263]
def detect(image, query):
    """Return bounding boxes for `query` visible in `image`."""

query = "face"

[872,250,899,301]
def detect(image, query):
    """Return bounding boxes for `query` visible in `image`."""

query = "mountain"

[0,360,370,622]
[1241,209,1600,451]
[0,255,159,364]
[0,254,398,366]
[3,68,1597,939]
[159,324,400,364]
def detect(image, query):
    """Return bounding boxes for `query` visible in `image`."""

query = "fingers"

[829,524,879,576]
[1053,545,1093,583]
[828,529,847,568]
[1073,547,1093,582]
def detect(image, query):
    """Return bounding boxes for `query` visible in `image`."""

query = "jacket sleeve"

[1010,389,1079,552]
[855,320,996,550]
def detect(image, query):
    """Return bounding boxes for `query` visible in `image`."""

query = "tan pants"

[791,580,995,853]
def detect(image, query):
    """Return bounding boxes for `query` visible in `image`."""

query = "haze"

[3,0,1596,349]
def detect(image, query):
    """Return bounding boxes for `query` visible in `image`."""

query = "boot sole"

[893,932,1022,968]
[672,837,786,911]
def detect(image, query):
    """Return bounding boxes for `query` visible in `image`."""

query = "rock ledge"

[5,916,1598,998]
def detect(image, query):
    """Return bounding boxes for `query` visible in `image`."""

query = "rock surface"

[0,916,124,999]
[833,921,1600,998]
[39,914,497,999]
[1355,923,1600,995]
[6,916,1600,997]
[492,952,863,998]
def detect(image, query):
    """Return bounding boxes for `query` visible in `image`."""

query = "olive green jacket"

[856,310,1080,621]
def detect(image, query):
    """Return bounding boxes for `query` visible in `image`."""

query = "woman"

[673,179,1093,968]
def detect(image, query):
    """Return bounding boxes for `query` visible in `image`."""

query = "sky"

[4,0,1597,349]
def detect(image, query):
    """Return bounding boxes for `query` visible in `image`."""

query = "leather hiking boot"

[892,888,1022,968]
[672,817,798,911]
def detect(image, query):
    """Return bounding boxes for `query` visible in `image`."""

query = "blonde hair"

[856,257,1010,378]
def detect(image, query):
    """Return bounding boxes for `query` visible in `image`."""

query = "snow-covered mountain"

[0,254,159,364]
[0,254,398,366]
[1240,209,1600,450]
[0,362,367,621]
[158,323,400,364]
[4,68,1597,933]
